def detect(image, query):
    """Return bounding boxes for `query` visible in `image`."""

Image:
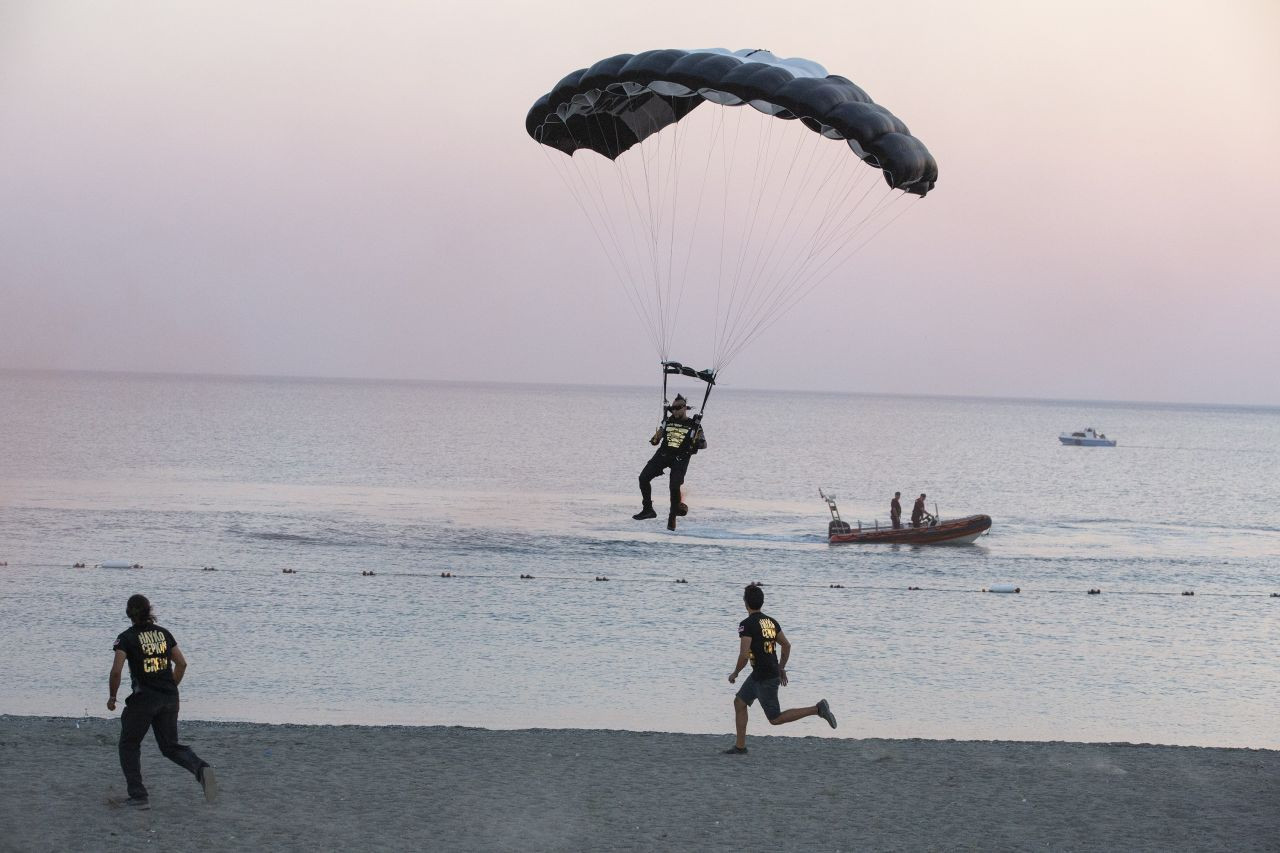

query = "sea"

[1,369,1277,748]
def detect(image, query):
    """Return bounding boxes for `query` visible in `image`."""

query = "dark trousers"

[119,692,206,800]
[639,453,690,514]
[891,516,901,530]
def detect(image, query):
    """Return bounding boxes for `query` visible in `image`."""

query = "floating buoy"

[986,584,1020,594]
[1182,590,1194,596]
[1087,588,1101,595]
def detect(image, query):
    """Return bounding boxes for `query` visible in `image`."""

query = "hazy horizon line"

[4,366,1277,414]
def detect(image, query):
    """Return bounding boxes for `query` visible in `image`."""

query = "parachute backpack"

[527,48,937,417]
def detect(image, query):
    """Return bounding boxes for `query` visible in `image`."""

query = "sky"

[1,0,1277,405]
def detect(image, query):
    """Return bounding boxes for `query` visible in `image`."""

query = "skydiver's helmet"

[667,395,691,416]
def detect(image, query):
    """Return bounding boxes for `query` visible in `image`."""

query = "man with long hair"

[108,594,217,809]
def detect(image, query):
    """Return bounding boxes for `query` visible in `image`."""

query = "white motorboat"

[1059,427,1116,447]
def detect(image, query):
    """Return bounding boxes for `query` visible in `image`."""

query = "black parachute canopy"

[526,48,937,196]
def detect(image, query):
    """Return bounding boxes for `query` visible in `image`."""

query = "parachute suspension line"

[784,190,917,305]
[747,132,853,323]
[808,163,890,261]
[717,110,789,368]
[718,107,770,361]
[716,106,778,372]
[594,108,671,360]
[736,119,823,300]
[714,114,854,371]
[657,95,693,361]
[665,100,724,377]
[712,105,745,374]
[589,105,660,356]
[719,196,915,370]
[537,145,662,359]
[719,109,835,372]
[719,114,829,367]
[723,142,883,358]
[644,100,671,354]
[645,97,684,360]
[722,190,897,368]
[717,145,910,371]
[785,183,905,303]
[553,118,665,359]
[718,190,918,370]
[767,161,887,301]
[631,100,672,359]
[661,98,686,361]
[584,122,669,357]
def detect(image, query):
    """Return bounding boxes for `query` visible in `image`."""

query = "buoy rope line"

[7,561,1278,598]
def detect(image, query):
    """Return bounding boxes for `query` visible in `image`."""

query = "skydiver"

[632,394,707,530]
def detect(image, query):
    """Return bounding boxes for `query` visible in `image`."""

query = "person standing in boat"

[890,492,902,529]
[911,493,928,528]
[632,394,707,531]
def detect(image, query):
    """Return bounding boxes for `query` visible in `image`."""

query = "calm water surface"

[1,370,1277,747]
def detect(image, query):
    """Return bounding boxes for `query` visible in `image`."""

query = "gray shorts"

[736,676,781,721]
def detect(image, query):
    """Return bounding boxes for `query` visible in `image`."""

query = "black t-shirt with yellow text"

[113,623,179,696]
[738,611,782,681]
[655,416,704,458]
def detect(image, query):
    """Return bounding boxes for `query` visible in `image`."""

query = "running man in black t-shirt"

[107,594,217,808]
[724,584,837,754]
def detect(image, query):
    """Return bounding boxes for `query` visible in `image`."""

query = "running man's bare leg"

[769,699,837,729]
[768,705,819,725]
[733,697,748,749]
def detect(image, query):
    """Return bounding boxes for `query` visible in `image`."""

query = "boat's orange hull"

[829,514,992,545]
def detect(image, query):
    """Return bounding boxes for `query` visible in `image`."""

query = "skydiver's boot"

[632,503,657,520]
[676,502,688,517]
[667,513,677,531]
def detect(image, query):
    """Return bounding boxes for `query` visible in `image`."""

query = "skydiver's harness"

[657,361,715,458]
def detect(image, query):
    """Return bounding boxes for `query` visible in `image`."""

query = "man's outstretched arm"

[171,646,188,687]
[728,636,751,683]
[107,650,125,710]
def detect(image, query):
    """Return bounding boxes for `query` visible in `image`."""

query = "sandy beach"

[1,715,1275,852]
